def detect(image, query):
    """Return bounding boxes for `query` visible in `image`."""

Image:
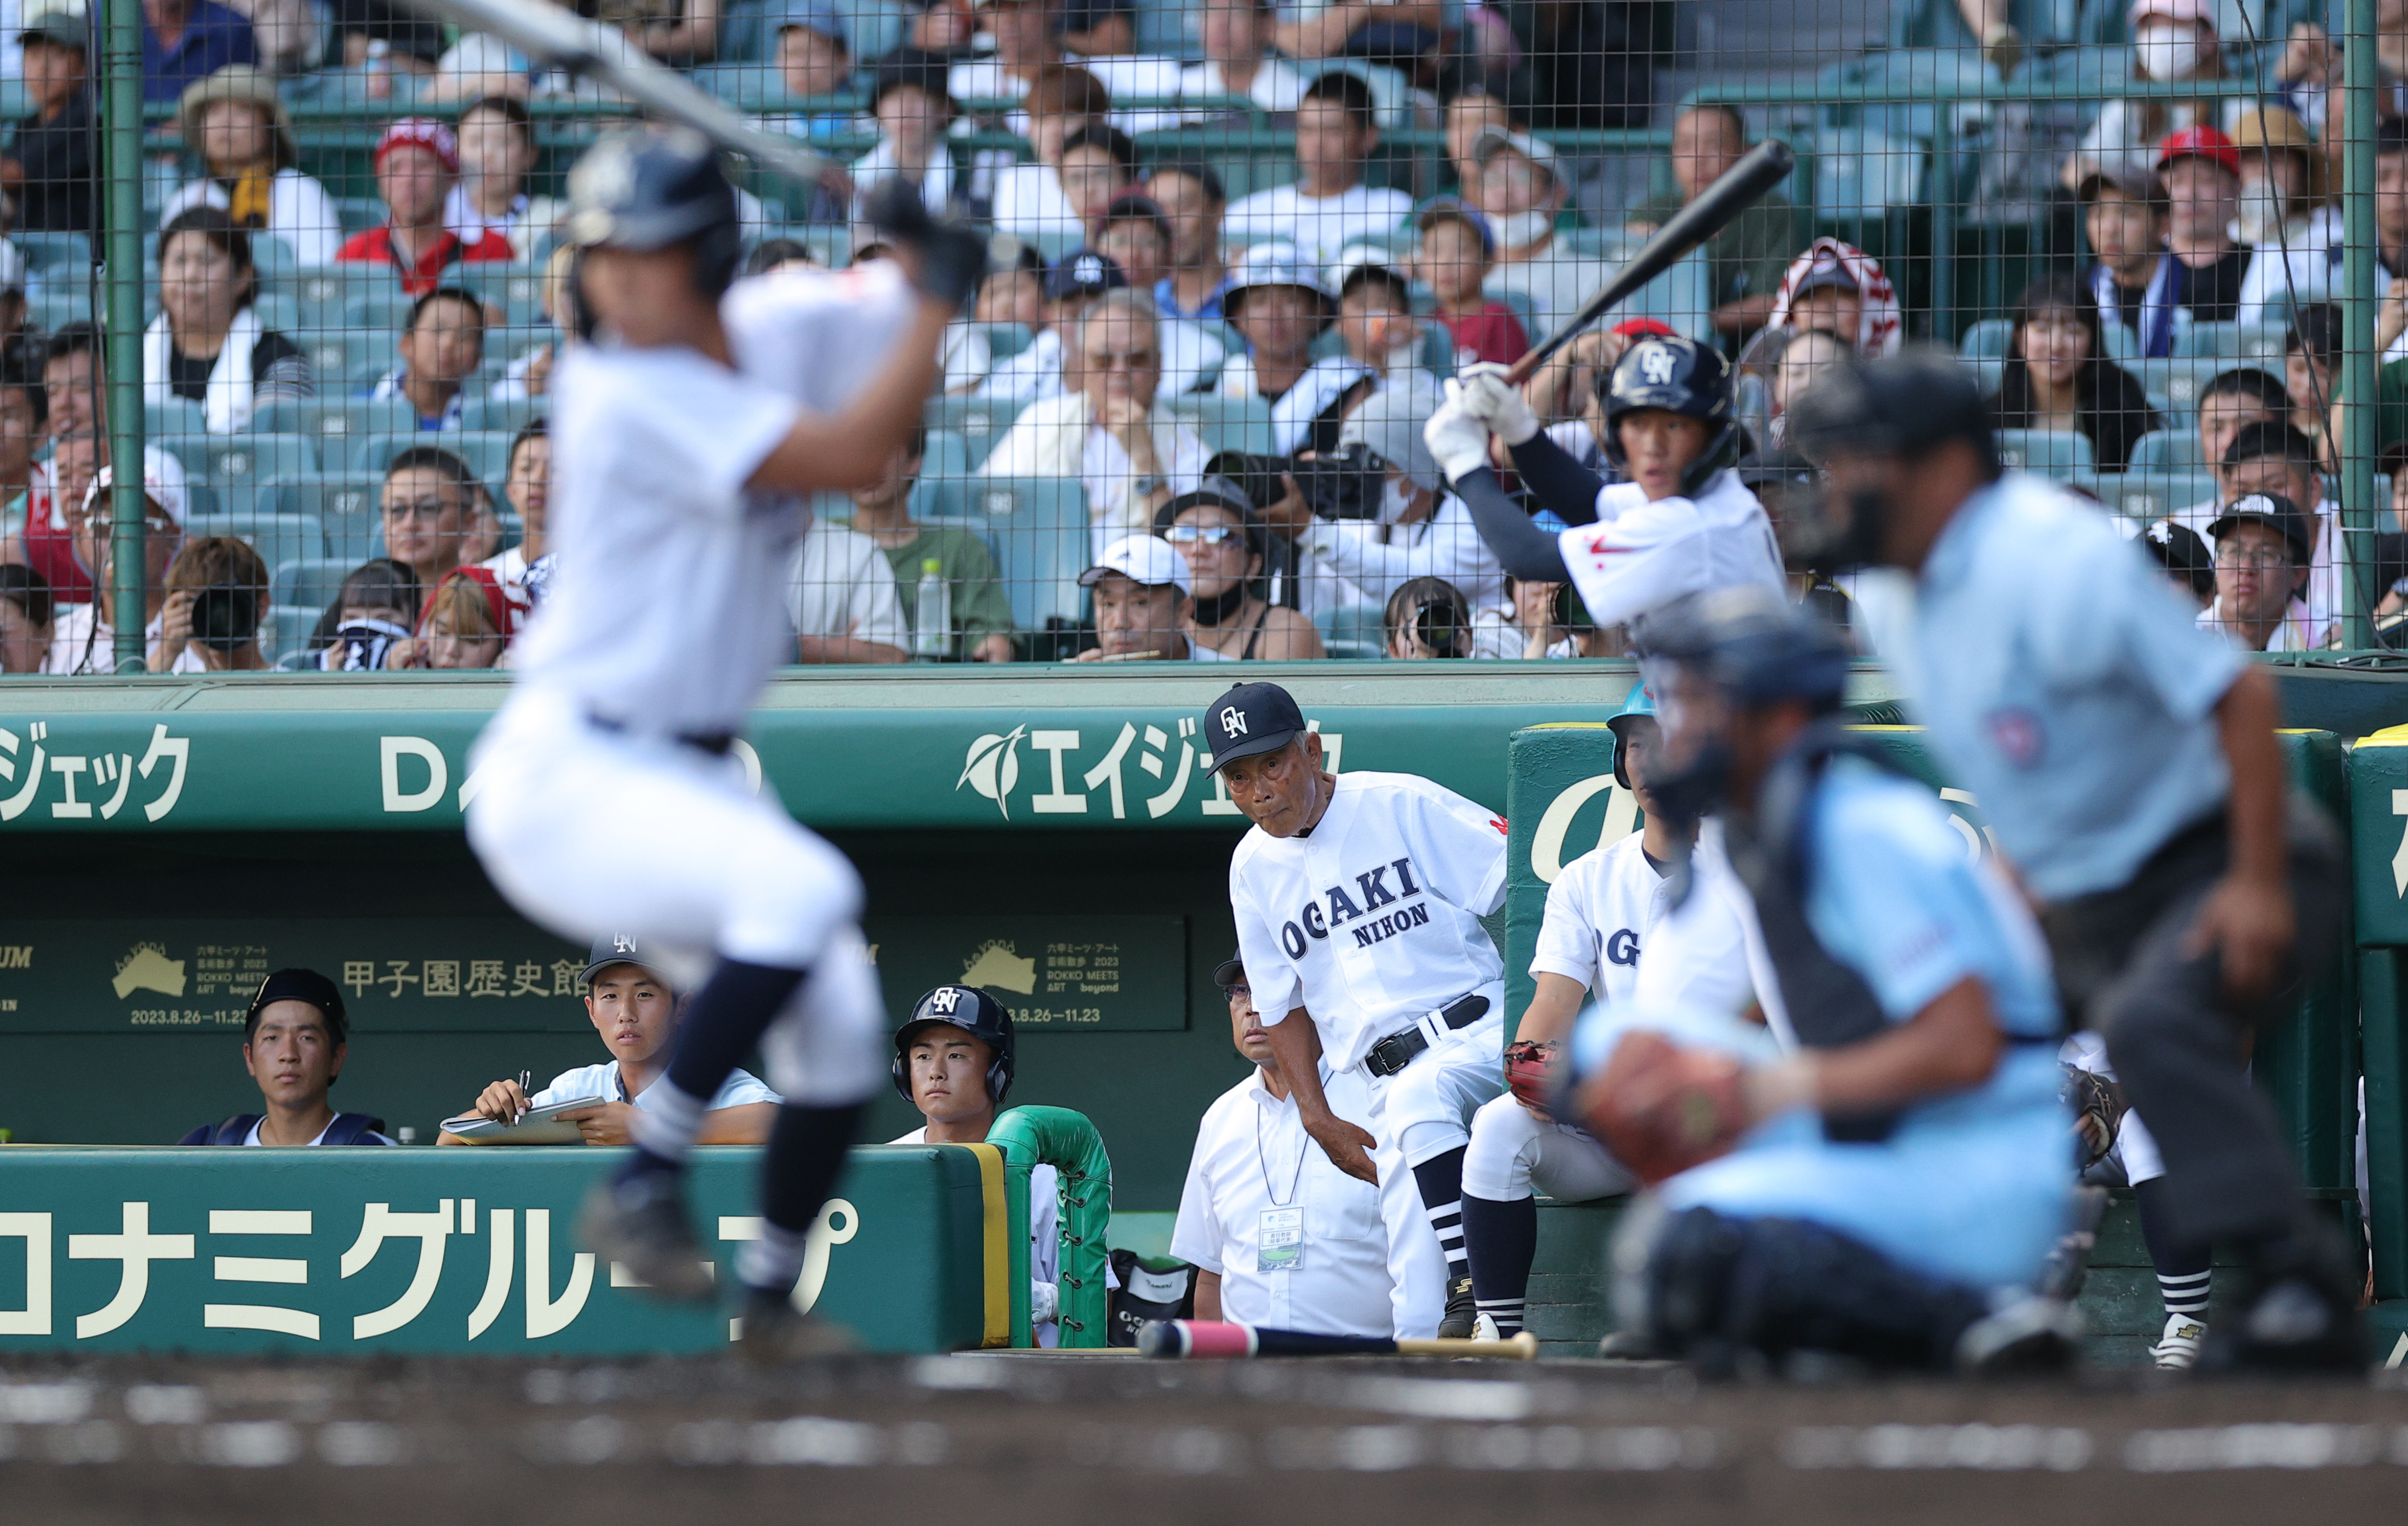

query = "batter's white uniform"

[1228,770,1510,1338]
[1557,468,1786,631]
[467,264,918,1108]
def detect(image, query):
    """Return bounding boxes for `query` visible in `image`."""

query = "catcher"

[1569,588,2082,1375]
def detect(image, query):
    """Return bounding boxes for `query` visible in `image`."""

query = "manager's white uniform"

[467,264,914,1110]
[1171,1060,1402,1338]
[1558,469,1786,632]
[1228,769,1510,1338]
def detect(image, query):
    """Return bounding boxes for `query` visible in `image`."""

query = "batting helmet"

[1606,683,1659,792]
[1601,335,1739,497]
[564,128,743,298]
[892,985,1017,1106]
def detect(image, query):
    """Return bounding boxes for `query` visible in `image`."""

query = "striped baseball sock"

[1459,1193,1537,1337]
[1412,1149,1472,1282]
[2158,1267,2213,1322]
[2134,1177,2213,1323]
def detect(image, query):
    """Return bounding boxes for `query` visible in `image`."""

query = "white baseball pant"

[1462,1093,1633,1204]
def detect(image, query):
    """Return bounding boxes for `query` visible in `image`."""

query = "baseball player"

[1784,351,2359,1371]
[464,129,981,1355]
[1574,589,2079,1374]
[1212,680,1510,1339]
[1424,334,1787,632]
[1459,685,1764,1339]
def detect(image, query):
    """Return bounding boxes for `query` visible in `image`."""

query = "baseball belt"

[585,709,737,758]
[1362,992,1492,1078]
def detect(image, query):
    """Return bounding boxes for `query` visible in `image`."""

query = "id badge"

[1258,1206,1305,1273]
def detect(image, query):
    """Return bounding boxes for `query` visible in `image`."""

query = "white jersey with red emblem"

[1556,467,1786,632]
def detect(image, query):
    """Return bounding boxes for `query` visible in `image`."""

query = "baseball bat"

[1136,1319,1540,1360]
[1503,139,1796,385]
[395,0,836,188]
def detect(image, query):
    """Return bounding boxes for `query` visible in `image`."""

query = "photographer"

[148,535,271,672]
[1383,575,1472,659]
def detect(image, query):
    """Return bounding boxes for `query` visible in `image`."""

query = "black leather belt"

[1362,994,1490,1078]
[585,710,737,758]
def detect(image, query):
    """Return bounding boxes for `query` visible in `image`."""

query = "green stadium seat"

[455,266,551,325]
[347,429,510,482]
[1960,319,2015,359]
[255,397,421,453]
[144,398,212,469]
[289,266,370,328]
[1164,395,1276,456]
[2173,320,2287,364]
[186,510,326,570]
[2105,472,2215,523]
[972,322,1038,362]
[291,327,400,387]
[966,476,1090,637]
[920,428,973,484]
[28,287,90,330]
[16,231,90,275]
[193,433,320,518]
[2127,429,2202,475]
[261,474,385,564]
[1994,428,2096,477]
[463,395,546,436]
[1807,126,1927,221]
[927,397,1026,466]
[344,287,417,336]
[1316,603,1386,661]
[271,555,358,626]
[260,607,323,665]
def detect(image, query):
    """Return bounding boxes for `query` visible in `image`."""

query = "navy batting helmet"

[1601,335,1739,497]
[892,985,1017,1106]
[564,128,743,298]
[1634,586,1851,715]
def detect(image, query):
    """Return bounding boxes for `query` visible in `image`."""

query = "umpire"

[1783,350,2358,1372]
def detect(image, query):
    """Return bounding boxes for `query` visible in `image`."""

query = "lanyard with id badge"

[1257,1103,1308,1273]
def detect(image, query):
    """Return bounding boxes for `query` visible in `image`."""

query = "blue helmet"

[1600,335,1740,497]
[1606,683,1658,791]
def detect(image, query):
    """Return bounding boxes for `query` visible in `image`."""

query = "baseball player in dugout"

[1575,589,2079,1376]
[1784,350,2360,1372]
[463,126,984,1358]
[1426,334,1788,634]
[1212,680,1512,1339]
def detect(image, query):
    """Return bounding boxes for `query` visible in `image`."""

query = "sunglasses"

[1163,525,1243,546]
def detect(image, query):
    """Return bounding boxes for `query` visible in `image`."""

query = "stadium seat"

[262,474,385,564]
[344,287,417,336]
[28,287,90,331]
[256,398,421,453]
[289,266,370,328]
[456,266,551,326]
[292,327,400,388]
[968,476,1091,638]
[1316,603,1386,660]
[2174,320,2288,364]
[186,510,326,570]
[973,322,1038,362]
[1807,126,1927,222]
[16,230,90,276]
[464,395,546,436]
[2130,356,2235,416]
[1993,429,2096,476]
[194,433,320,518]
[1960,319,2015,360]
[143,398,213,469]
[271,555,358,627]
[1164,395,1276,457]
[347,429,510,482]
[2105,472,2215,523]
[2127,429,2202,475]
[921,428,973,484]
[926,397,1027,467]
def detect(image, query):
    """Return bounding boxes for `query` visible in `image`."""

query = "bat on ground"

[1503,139,1796,384]
[397,0,838,191]
[1137,1319,1541,1360]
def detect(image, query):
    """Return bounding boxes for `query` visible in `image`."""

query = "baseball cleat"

[1437,1275,1478,1340]
[736,1287,856,1363]
[578,1170,716,1303]
[2198,1274,2366,1375]
[2151,1314,2206,1370]
[1955,1295,2082,1376]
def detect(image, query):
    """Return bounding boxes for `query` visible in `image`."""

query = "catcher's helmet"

[1601,335,1739,497]
[1605,683,1659,792]
[892,984,1017,1106]
[1782,347,1998,474]
[1635,586,1850,716]
[564,128,743,297]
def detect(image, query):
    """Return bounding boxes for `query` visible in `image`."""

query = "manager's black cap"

[1210,950,1246,989]
[1204,681,1306,775]
[246,968,348,1044]
[582,933,669,985]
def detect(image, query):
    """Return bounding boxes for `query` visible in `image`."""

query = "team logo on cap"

[613,934,636,954]
[1220,707,1247,739]
[1073,254,1105,284]
[928,987,960,1015]
[1638,344,1676,386]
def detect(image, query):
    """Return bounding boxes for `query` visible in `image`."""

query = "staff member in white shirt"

[1173,953,1402,1336]
[440,934,781,1146]
[1216,680,1511,1339]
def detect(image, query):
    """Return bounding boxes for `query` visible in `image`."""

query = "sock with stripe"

[1412,1147,1472,1282]
[1459,1192,1537,1337]
[2134,1174,2213,1321]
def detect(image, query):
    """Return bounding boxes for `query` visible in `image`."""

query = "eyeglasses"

[1084,349,1158,370]
[2214,546,2295,569]
[1164,525,1243,546]
[384,497,459,521]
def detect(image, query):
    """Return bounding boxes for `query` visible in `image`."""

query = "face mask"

[2135,24,2200,82]
[1489,210,1553,249]
[1644,734,1735,830]
[1776,480,1893,573]
[2237,180,2290,241]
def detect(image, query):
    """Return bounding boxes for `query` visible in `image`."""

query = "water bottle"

[913,558,951,660]
[366,38,392,101]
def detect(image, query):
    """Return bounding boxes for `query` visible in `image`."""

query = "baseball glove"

[1574,1029,1749,1185]
[1503,1039,1561,1115]
[2060,1063,2127,1171]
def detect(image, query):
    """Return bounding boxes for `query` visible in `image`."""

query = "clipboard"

[440,1091,615,1145]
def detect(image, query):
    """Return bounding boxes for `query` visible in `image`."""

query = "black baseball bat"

[1504,139,1796,384]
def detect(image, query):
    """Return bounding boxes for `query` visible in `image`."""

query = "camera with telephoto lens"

[189,582,262,651]
[1206,445,1389,523]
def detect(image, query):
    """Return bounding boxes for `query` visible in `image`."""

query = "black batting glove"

[862,178,988,312]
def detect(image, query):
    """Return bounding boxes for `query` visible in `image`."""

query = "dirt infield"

[5,1352,2407,1524]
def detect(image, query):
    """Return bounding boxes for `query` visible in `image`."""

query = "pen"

[517,1070,531,1124]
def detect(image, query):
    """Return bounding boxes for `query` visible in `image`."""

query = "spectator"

[328,0,444,79]
[2202,492,2319,651]
[979,245,1136,401]
[2289,302,2340,444]
[747,238,821,276]
[595,0,725,65]
[1181,0,1306,116]
[145,208,313,435]
[1995,273,2160,471]
[1767,238,1901,358]
[844,430,1016,661]
[1171,953,1395,1336]
[1467,125,1571,262]
[481,417,549,621]
[386,564,511,669]
[378,444,478,592]
[179,970,394,1147]
[1412,201,1528,367]
[0,248,27,350]
[907,0,975,53]
[976,238,1048,327]
[2080,166,2177,357]
[2155,127,2252,325]
[148,533,270,672]
[163,65,340,267]
[440,935,779,1147]
[1215,244,1368,453]
[336,119,514,296]
[1061,0,1134,57]
[948,0,1181,114]
[2215,421,2335,643]
[1145,161,1232,322]
[0,337,45,513]
[1269,386,1499,618]
[0,564,53,673]
[1766,326,1847,447]
[1,9,98,239]
[1057,124,1141,245]
[786,514,911,664]
[1095,193,1226,393]
[490,243,579,403]
[1272,0,1440,66]
[2130,517,2217,611]
[2231,105,2330,255]
[2194,366,2289,482]
[853,51,968,221]
[309,557,419,671]
[986,290,1211,552]
[1382,573,1471,658]
[12,323,192,607]
[1472,573,1613,658]
[368,286,485,429]
[1223,73,1412,267]
[1626,104,1798,341]
[143,0,256,106]
[988,63,1110,239]
[1156,483,1324,658]
[1519,318,1666,470]
[1945,0,2031,73]
[770,0,855,106]
[1334,260,1434,386]
[49,463,186,675]
[2062,0,2231,194]
[1439,82,1512,199]
[1074,531,1218,660]
[447,96,559,258]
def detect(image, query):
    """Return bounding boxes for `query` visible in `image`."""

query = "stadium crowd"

[0,0,2403,673]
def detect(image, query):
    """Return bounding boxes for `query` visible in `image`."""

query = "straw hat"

[2232,105,2329,207]
[177,65,299,172]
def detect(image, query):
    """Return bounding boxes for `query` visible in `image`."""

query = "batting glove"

[1423,395,1494,485]
[862,178,989,312]
[1449,363,1542,445]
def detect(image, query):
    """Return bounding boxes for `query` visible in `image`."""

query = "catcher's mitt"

[2060,1063,2127,1171]
[1574,1030,1749,1185]
[1503,1039,1561,1114]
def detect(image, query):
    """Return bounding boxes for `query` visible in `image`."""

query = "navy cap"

[2136,517,2216,596]
[1044,248,1127,301]
[582,933,670,986]
[1210,951,1247,989]
[246,968,348,1043]
[1203,681,1307,775]
[2208,491,2313,564]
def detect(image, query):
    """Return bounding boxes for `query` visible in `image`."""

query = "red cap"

[2156,125,2239,177]
[374,117,460,174]
[1610,318,1676,339]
